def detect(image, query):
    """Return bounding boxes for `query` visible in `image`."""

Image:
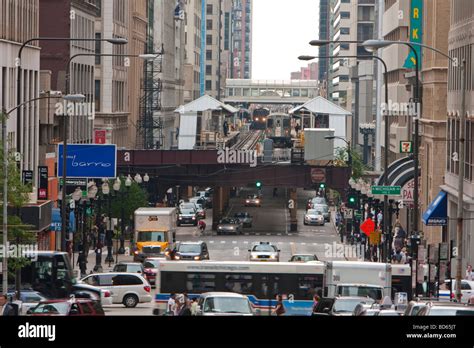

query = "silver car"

[217,218,243,235]
[197,292,254,316]
[248,242,280,261]
[304,209,325,226]
[312,204,330,222]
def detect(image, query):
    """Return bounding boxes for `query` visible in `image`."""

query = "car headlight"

[179,216,183,220]
[246,200,250,203]
[174,255,180,260]
[270,254,276,259]
[229,226,234,230]
[256,200,260,204]
[194,256,201,260]
[305,216,309,220]
[219,226,223,229]
[251,253,258,258]
[192,216,196,220]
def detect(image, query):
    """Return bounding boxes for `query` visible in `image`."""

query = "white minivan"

[80,272,152,308]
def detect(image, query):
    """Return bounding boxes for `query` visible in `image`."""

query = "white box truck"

[324,261,392,301]
[132,208,177,262]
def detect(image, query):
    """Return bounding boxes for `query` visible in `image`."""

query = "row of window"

[226,88,315,98]
[447,118,474,182]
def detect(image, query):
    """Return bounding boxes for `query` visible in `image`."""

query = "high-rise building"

[318,0,330,83]
[40,0,98,146]
[183,0,202,104]
[229,0,252,80]
[328,0,353,108]
[204,0,223,98]
[94,0,129,148]
[290,62,319,80]
[1,0,40,180]
[442,0,474,268]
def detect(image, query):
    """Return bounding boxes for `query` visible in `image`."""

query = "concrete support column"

[212,187,224,230]
[289,188,298,232]
[187,186,193,199]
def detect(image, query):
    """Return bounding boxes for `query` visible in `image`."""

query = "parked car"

[244,194,261,207]
[248,242,280,262]
[133,244,165,263]
[288,254,318,262]
[197,191,213,208]
[313,296,375,316]
[404,300,429,316]
[79,272,152,308]
[167,241,210,261]
[113,262,144,276]
[196,292,255,316]
[177,208,198,226]
[143,257,165,287]
[307,197,327,210]
[375,309,402,316]
[234,212,253,228]
[27,298,105,316]
[217,218,243,235]
[304,209,325,226]
[416,302,474,316]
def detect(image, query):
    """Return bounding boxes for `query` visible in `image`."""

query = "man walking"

[0,294,16,316]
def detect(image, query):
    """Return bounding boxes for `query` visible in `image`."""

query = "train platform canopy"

[288,96,352,116]
[175,95,238,114]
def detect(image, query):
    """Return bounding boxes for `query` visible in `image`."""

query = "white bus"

[154,260,325,316]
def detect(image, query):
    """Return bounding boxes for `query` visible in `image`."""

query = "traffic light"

[319,183,326,189]
[256,181,262,188]
[347,190,359,209]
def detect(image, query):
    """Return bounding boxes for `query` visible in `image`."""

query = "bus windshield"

[137,231,166,242]
[337,285,383,301]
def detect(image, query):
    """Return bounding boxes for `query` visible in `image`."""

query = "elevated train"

[250,107,270,130]
[266,113,292,148]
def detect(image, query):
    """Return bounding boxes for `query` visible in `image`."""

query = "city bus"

[153,260,325,316]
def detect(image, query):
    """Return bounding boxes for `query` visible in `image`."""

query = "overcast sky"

[252,0,319,80]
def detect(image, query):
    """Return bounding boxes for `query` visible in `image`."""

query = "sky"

[252,0,319,80]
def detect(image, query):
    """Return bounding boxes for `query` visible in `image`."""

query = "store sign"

[401,179,414,203]
[38,166,48,200]
[403,0,423,69]
[22,170,33,186]
[58,144,117,178]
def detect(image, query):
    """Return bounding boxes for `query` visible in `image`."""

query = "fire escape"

[137,0,164,149]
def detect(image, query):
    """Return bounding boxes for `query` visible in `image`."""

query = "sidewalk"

[72,247,133,276]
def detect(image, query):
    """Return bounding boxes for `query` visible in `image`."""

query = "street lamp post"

[119,176,133,255]
[113,177,121,263]
[101,180,113,265]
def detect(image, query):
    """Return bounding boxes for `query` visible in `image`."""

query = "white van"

[325,261,392,300]
[79,272,152,308]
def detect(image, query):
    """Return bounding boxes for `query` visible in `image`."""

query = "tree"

[334,147,367,180]
[109,178,148,231]
[0,140,36,292]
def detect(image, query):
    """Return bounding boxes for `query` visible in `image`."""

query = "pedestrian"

[466,265,474,281]
[198,219,206,234]
[174,294,183,316]
[377,210,383,228]
[0,294,16,316]
[468,294,474,306]
[312,294,320,314]
[272,294,286,316]
[295,122,301,135]
[77,249,87,277]
[167,294,176,315]
[223,120,229,137]
[94,241,103,272]
[335,210,342,227]
[190,298,199,315]
[178,295,192,316]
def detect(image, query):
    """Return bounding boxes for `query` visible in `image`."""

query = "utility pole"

[1,109,7,293]
[456,59,466,302]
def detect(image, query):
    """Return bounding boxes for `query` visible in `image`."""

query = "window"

[206,80,212,91]
[340,27,350,35]
[206,4,213,14]
[113,275,143,286]
[206,65,212,75]
[92,301,105,315]
[95,80,100,111]
[358,6,375,21]
[341,11,350,19]
[95,33,101,64]
[224,274,253,294]
[340,43,350,50]
[206,50,212,60]
[341,0,350,2]
[186,273,215,292]
[206,34,212,45]
[206,19,213,30]
[80,303,93,314]
[298,275,323,300]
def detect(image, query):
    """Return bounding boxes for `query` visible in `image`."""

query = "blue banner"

[57,144,117,179]
[403,0,423,69]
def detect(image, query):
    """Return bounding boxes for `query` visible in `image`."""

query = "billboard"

[57,144,117,178]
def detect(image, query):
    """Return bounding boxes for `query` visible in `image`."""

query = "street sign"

[58,144,117,178]
[310,168,326,183]
[371,186,401,195]
[400,141,413,153]
[439,243,449,261]
[38,166,48,199]
[22,170,33,186]
[342,208,353,219]
[354,211,362,219]
[360,218,375,236]
[94,130,107,144]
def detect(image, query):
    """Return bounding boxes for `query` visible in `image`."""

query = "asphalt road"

[98,187,359,315]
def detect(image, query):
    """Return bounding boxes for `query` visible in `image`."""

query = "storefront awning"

[422,190,448,226]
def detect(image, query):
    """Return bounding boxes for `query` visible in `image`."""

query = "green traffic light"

[256,181,262,188]
[349,197,356,203]
[319,183,326,189]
